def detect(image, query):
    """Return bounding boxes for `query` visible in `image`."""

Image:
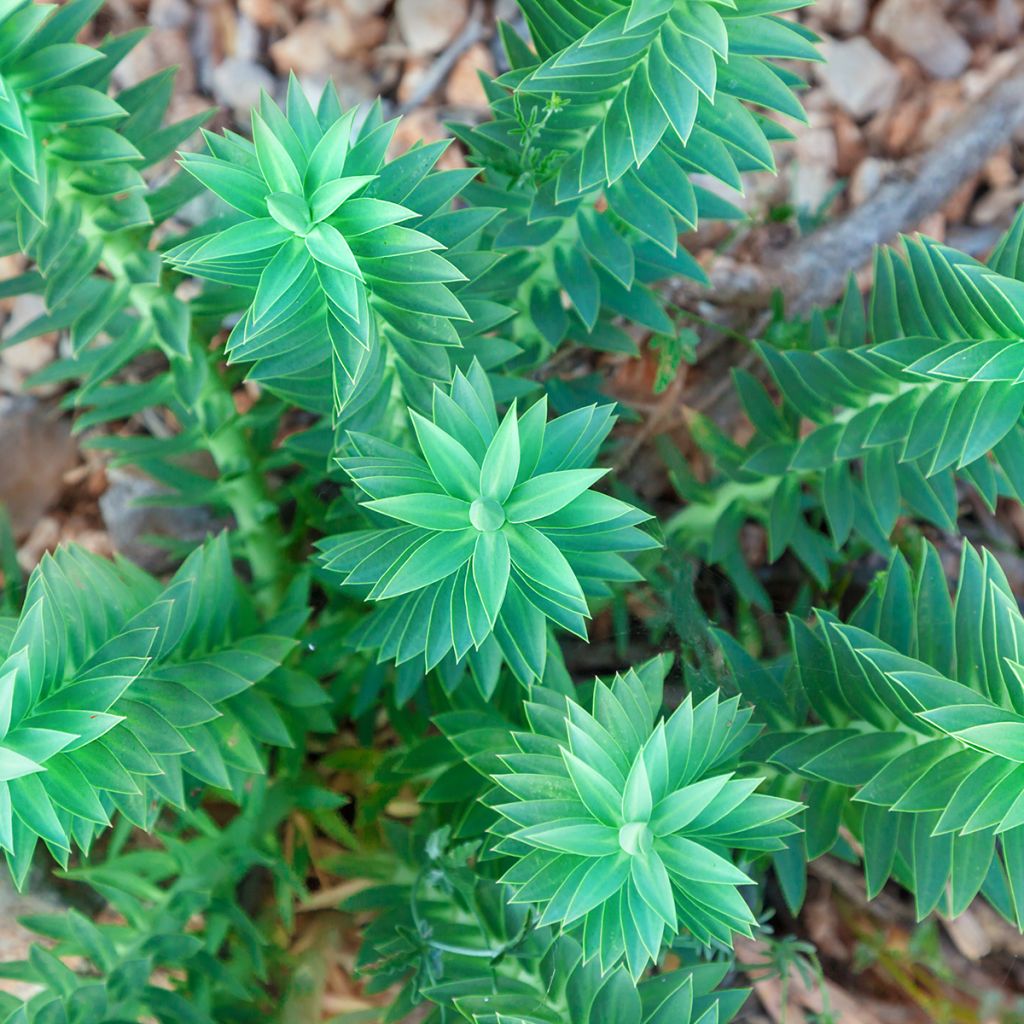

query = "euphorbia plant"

[318,361,658,689]
[4,0,1020,1021]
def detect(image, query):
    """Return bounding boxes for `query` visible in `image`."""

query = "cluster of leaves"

[317,361,658,692]
[487,659,800,978]
[454,0,817,358]
[338,818,749,1024]
[0,535,326,888]
[669,217,1024,606]
[721,541,1024,928]
[13,0,1024,1021]
[0,780,325,1023]
[166,80,500,416]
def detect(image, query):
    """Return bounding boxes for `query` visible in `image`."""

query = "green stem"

[201,396,288,608]
[77,206,289,608]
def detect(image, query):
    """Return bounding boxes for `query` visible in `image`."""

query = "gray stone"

[874,0,972,79]
[394,0,469,55]
[850,157,896,206]
[0,397,77,539]
[99,467,224,573]
[817,37,902,121]
[815,0,869,34]
[210,57,277,119]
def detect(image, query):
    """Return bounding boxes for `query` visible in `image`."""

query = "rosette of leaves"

[165,79,484,413]
[0,536,322,887]
[340,820,747,1024]
[316,360,658,689]
[726,540,1024,926]
[487,660,801,978]
[668,214,1024,608]
[0,0,159,225]
[504,0,817,203]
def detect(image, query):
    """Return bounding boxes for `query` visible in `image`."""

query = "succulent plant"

[165,78,476,412]
[488,661,802,978]
[317,360,658,687]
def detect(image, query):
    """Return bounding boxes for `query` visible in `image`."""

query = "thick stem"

[80,215,290,608]
[201,393,289,608]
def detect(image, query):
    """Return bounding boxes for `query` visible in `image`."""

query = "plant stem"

[201,392,289,608]
[78,212,290,608]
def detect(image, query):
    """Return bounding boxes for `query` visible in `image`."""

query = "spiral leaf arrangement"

[166,79,482,413]
[488,658,801,978]
[317,360,658,688]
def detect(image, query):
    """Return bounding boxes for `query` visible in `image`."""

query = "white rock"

[792,122,838,212]
[211,57,278,118]
[817,37,901,120]
[148,0,191,30]
[394,0,469,56]
[850,156,895,206]
[873,0,971,79]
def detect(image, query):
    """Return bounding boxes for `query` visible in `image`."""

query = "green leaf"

[481,404,521,503]
[363,493,471,531]
[310,175,377,221]
[411,412,482,501]
[252,111,303,194]
[305,221,362,277]
[505,470,608,523]
[473,530,510,625]
[266,191,311,234]
[376,530,477,599]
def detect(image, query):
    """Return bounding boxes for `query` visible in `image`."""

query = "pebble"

[873,0,972,79]
[211,57,278,118]
[792,116,839,212]
[99,467,224,574]
[445,42,494,108]
[394,0,469,56]
[0,397,77,540]
[849,156,895,205]
[269,20,337,75]
[813,0,869,34]
[817,37,902,121]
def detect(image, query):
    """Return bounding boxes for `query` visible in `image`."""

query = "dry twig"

[678,56,1024,317]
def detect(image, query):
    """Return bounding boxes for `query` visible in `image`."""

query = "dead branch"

[681,55,1024,317]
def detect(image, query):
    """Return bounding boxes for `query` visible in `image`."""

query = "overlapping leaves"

[317,360,657,689]
[0,0,206,361]
[0,781,319,1024]
[488,657,800,978]
[0,0,164,226]
[729,541,1024,927]
[670,218,1024,606]
[509,0,816,201]
[339,820,747,1024]
[165,79,491,414]
[454,29,711,357]
[0,536,323,887]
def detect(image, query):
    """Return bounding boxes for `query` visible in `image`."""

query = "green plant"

[489,662,800,977]
[2,0,1019,1020]
[669,226,1024,607]
[726,540,1024,925]
[318,361,658,690]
